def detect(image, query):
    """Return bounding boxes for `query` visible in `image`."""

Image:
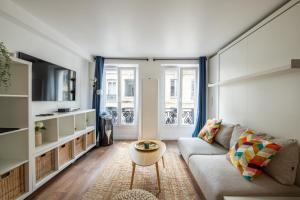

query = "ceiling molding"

[0,0,92,61]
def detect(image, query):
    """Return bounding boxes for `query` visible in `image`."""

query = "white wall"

[208,0,300,142]
[0,0,91,115]
[101,59,198,140]
[207,55,219,119]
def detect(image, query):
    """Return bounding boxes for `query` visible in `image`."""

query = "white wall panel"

[217,2,300,143]
[207,86,218,119]
[219,83,247,125]
[247,3,300,75]
[208,54,219,119]
[220,39,248,81]
[208,55,219,84]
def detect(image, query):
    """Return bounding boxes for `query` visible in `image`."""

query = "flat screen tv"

[18,52,76,101]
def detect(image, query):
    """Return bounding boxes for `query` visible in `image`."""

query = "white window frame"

[161,65,198,127]
[103,65,137,127]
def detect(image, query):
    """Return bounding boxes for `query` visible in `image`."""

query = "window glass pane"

[181,69,196,125]
[121,69,135,125]
[105,69,118,124]
[164,69,178,124]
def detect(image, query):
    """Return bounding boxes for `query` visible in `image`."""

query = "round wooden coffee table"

[128,140,166,193]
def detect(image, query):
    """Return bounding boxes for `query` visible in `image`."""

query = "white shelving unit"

[0,56,97,199]
[0,57,32,200]
[208,59,300,87]
[33,109,96,190]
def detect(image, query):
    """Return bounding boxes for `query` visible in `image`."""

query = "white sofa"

[178,123,300,200]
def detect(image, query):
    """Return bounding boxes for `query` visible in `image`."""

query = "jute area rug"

[82,142,201,200]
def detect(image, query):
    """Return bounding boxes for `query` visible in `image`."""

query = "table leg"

[130,162,136,189]
[162,156,165,168]
[155,162,161,193]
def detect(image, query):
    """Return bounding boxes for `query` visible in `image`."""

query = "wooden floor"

[26,140,202,200]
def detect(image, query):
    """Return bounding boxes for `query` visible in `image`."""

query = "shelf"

[35,141,58,156]
[58,159,73,171]
[36,126,96,155]
[58,134,75,145]
[86,126,95,132]
[74,129,86,137]
[34,141,96,190]
[35,170,57,189]
[0,94,28,98]
[208,60,300,87]
[0,127,28,137]
[34,109,95,122]
[0,57,30,96]
[86,144,96,151]
[74,150,86,160]
[0,159,28,175]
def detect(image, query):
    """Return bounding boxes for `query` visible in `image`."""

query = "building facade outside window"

[163,66,198,126]
[102,66,137,126]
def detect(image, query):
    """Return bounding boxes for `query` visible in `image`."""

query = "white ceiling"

[12,0,288,58]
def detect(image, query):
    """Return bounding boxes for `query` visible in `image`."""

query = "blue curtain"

[192,56,207,137]
[93,56,105,147]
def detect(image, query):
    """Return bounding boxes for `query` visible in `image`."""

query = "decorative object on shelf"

[35,122,46,146]
[134,140,159,151]
[0,42,11,88]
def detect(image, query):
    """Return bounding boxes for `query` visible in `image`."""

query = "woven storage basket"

[59,141,72,166]
[35,149,55,181]
[86,131,95,147]
[0,164,26,200]
[74,136,85,156]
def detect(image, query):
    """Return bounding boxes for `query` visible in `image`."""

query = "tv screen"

[18,52,76,101]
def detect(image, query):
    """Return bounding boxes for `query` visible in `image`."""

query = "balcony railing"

[182,108,194,125]
[164,108,194,125]
[164,108,178,124]
[121,108,134,124]
[106,107,118,124]
[105,107,134,125]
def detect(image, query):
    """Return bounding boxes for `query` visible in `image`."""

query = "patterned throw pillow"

[228,129,281,181]
[198,119,222,144]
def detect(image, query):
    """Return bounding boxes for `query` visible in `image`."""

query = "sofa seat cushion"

[177,137,227,164]
[189,155,300,200]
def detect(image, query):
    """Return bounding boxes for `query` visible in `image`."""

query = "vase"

[35,131,42,146]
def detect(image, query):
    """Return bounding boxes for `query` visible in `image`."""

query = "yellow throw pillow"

[198,119,222,144]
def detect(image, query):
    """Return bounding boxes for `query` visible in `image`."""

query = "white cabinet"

[0,57,32,200]
[219,3,300,83]
[207,86,218,119]
[33,109,96,190]
[208,54,219,119]
[247,3,300,75]
[220,39,247,81]
[208,55,219,84]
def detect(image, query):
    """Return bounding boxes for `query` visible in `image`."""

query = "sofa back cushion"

[215,123,235,149]
[229,124,300,185]
[228,129,281,181]
[229,124,247,148]
[263,138,299,185]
